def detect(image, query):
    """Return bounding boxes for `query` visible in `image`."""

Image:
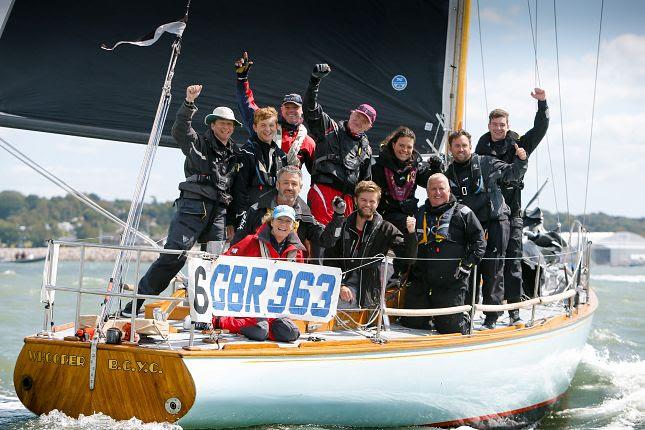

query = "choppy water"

[0,262,643,429]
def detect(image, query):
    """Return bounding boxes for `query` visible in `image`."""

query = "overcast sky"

[0,0,643,218]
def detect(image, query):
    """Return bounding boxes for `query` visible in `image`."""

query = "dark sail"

[0,0,451,153]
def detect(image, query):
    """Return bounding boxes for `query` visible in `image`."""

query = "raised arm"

[172,85,201,156]
[391,217,418,261]
[234,51,258,135]
[303,63,335,142]
[519,88,549,155]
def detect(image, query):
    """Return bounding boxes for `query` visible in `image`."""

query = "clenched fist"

[312,63,331,79]
[406,216,416,233]
[186,84,202,103]
[531,88,546,101]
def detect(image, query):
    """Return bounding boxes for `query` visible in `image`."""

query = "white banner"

[187,255,341,323]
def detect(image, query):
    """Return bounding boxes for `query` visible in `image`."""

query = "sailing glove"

[332,196,346,215]
[429,155,443,174]
[235,56,253,80]
[454,262,472,280]
[312,63,331,79]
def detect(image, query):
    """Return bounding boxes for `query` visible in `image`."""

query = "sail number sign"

[187,255,341,323]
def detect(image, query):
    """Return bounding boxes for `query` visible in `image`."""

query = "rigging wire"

[582,0,605,226]
[0,136,159,247]
[552,0,572,228]
[476,0,489,114]
[525,0,561,224]
[527,0,541,203]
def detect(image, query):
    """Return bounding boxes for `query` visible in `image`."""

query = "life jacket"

[258,240,299,262]
[312,121,371,193]
[276,123,307,166]
[417,202,456,245]
[184,132,239,204]
[251,140,284,188]
[448,154,485,198]
[383,166,417,202]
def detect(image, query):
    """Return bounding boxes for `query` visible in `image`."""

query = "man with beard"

[324,181,417,309]
[475,89,549,325]
[232,106,289,227]
[231,165,345,255]
[234,52,316,172]
[443,130,527,329]
[401,174,486,334]
[122,84,241,317]
[303,63,375,226]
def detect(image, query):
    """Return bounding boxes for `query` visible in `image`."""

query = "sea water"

[0,262,643,430]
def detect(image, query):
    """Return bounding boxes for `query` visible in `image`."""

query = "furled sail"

[0,0,466,154]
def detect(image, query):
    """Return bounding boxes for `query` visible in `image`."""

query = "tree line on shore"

[0,190,643,247]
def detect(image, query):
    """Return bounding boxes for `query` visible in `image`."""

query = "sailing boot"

[509,309,523,326]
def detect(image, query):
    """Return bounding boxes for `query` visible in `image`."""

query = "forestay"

[187,255,341,323]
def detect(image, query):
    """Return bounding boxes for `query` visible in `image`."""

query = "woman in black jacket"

[372,126,432,235]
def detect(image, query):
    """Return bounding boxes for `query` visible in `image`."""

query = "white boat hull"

[179,310,594,428]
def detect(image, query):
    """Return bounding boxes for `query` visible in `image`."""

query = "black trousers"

[401,277,469,334]
[504,216,524,304]
[124,197,225,315]
[475,219,510,323]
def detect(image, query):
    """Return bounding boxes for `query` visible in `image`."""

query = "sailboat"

[1,0,599,428]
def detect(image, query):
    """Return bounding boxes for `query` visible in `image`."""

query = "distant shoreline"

[0,247,159,262]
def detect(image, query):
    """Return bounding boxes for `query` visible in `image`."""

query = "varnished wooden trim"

[14,340,196,423]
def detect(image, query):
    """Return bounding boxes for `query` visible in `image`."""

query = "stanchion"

[529,263,541,327]
[468,266,478,334]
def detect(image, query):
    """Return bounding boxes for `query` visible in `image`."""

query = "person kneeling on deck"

[324,181,417,309]
[231,165,345,258]
[216,205,302,342]
[401,174,486,334]
[123,85,242,317]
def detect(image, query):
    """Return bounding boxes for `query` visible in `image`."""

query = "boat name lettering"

[27,349,85,367]
[107,359,163,373]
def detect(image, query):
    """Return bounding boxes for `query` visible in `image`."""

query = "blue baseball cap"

[273,205,296,221]
[282,93,302,106]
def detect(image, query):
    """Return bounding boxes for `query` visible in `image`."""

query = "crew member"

[372,126,432,275]
[234,52,316,172]
[232,106,288,226]
[324,181,417,309]
[443,130,527,329]
[402,174,486,334]
[475,88,549,325]
[123,85,241,317]
[232,165,345,256]
[217,205,303,342]
[303,63,375,226]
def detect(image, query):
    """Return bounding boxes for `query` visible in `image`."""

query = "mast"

[96,9,189,334]
[441,0,471,151]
